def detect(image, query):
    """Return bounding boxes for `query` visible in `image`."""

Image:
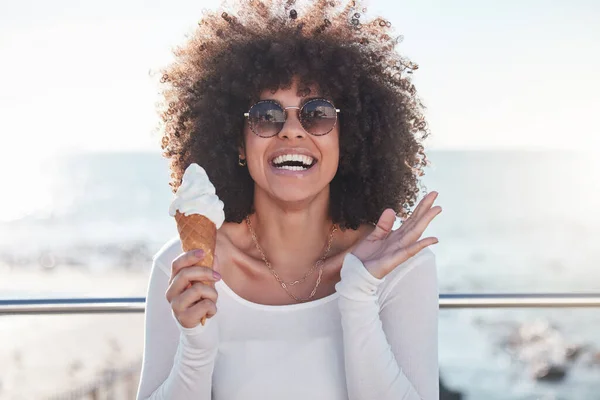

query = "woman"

[137,0,442,398]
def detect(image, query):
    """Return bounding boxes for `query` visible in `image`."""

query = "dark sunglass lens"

[300,100,337,135]
[248,101,285,137]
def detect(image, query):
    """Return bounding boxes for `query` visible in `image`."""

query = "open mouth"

[269,159,318,171]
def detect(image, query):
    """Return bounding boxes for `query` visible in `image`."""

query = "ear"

[238,145,245,159]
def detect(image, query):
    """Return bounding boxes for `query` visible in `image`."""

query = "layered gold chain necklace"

[245,215,338,303]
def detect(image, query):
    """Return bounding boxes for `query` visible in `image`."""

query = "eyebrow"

[260,96,330,108]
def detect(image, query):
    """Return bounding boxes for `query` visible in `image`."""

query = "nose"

[277,107,307,139]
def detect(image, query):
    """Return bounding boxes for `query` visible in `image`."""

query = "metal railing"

[0,297,146,315]
[2,293,600,315]
[4,294,600,399]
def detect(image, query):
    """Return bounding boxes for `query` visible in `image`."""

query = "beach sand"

[0,265,150,399]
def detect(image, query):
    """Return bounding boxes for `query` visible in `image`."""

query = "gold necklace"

[245,215,338,303]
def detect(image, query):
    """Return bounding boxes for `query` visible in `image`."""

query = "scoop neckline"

[215,279,340,311]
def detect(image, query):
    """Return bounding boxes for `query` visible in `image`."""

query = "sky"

[0,0,599,155]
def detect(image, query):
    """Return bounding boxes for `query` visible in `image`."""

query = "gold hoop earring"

[238,155,247,167]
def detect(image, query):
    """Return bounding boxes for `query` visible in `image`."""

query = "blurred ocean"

[1,150,599,398]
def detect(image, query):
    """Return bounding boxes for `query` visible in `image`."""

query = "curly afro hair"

[156,0,430,230]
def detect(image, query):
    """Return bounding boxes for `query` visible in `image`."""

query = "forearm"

[136,258,218,400]
[335,252,437,400]
[142,331,217,399]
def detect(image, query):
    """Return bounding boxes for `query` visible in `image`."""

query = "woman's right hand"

[166,249,221,329]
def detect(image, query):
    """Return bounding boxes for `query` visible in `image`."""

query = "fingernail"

[213,271,222,280]
[195,249,205,257]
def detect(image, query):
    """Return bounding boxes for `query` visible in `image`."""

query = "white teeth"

[275,165,308,171]
[272,154,314,166]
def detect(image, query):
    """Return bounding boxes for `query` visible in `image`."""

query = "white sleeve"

[136,258,220,400]
[334,248,439,400]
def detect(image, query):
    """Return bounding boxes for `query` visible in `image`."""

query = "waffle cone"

[174,211,217,326]
[175,211,216,265]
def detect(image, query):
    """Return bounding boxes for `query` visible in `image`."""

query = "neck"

[246,185,338,279]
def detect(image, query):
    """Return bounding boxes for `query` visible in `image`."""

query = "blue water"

[1,150,599,398]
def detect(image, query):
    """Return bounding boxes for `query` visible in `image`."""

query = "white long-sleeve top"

[136,235,439,400]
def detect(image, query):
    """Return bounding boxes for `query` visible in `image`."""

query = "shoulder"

[378,246,438,304]
[152,235,184,276]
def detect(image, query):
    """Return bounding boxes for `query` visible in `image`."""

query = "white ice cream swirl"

[168,163,225,229]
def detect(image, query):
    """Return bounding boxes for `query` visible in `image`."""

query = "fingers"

[170,281,218,315]
[170,249,207,283]
[400,191,439,231]
[398,237,439,261]
[398,205,441,245]
[190,299,218,320]
[368,208,397,241]
[408,191,438,222]
[168,273,220,329]
[166,266,220,303]
[414,205,442,237]
[177,299,218,328]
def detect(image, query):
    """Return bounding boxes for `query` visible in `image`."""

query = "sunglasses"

[243,98,340,137]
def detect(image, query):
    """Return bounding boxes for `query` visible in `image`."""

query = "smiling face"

[239,77,340,204]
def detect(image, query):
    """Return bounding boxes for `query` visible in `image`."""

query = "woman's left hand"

[351,191,442,280]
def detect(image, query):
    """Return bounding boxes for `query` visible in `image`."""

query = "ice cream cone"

[169,163,225,327]
[175,211,217,326]
[175,211,217,262]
